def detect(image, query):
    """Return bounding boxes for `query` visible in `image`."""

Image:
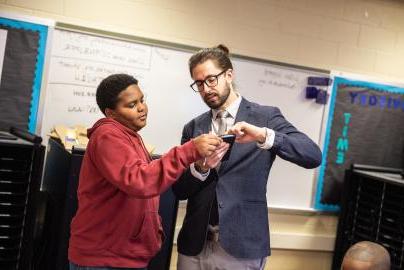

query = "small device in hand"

[220,134,236,161]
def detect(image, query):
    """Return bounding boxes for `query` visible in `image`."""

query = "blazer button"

[219,202,224,208]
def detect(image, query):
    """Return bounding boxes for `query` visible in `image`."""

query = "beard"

[204,83,231,109]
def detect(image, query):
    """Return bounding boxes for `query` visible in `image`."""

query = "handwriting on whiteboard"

[49,58,146,87]
[258,68,300,90]
[67,105,100,114]
[72,90,95,97]
[53,30,152,70]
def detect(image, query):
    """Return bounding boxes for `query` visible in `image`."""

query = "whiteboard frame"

[53,21,332,213]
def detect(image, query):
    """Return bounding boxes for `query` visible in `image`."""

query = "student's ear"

[105,108,115,118]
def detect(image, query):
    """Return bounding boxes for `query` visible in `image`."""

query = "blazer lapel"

[234,98,252,124]
[218,98,253,173]
[194,111,212,136]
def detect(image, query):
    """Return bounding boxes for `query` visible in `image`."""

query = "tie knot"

[216,110,228,119]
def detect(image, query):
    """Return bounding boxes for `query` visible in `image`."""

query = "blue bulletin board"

[316,76,404,211]
[0,16,48,133]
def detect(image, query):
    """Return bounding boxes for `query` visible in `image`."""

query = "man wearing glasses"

[172,45,322,270]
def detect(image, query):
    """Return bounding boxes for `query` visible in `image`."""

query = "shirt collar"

[211,93,242,119]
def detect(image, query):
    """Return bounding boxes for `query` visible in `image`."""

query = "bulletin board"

[316,76,404,211]
[0,15,49,133]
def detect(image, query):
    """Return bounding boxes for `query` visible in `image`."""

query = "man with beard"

[172,45,323,270]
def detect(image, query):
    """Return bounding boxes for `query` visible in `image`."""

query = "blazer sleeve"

[172,122,212,200]
[269,107,322,169]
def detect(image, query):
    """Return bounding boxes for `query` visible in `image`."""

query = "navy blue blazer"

[172,98,322,259]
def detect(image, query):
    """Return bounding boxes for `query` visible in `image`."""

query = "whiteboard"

[40,29,328,210]
[233,60,327,210]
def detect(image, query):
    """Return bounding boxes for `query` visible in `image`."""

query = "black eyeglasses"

[190,70,227,92]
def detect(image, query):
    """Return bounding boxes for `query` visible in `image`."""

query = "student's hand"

[192,134,222,158]
[206,142,229,168]
[227,121,266,144]
[194,142,229,172]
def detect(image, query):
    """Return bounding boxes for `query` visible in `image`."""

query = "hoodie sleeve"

[90,127,201,198]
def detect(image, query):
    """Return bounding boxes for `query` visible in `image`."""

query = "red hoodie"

[68,118,201,268]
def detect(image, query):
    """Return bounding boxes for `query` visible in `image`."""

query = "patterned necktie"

[216,110,228,136]
[210,110,229,227]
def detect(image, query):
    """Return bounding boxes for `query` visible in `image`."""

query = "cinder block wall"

[2,0,403,80]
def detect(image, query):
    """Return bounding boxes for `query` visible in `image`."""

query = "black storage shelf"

[0,133,44,270]
[333,165,404,270]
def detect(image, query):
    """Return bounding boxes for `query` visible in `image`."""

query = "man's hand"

[192,134,222,158]
[227,121,266,144]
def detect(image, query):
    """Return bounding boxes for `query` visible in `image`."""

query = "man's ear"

[226,69,233,83]
[105,108,115,118]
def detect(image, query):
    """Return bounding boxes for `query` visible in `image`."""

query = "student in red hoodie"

[68,74,226,270]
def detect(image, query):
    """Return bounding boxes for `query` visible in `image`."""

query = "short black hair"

[96,74,138,115]
[189,44,233,76]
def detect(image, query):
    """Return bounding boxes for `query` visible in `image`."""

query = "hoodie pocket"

[109,211,165,259]
[130,212,165,253]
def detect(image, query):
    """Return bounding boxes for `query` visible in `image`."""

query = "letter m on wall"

[336,138,349,151]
